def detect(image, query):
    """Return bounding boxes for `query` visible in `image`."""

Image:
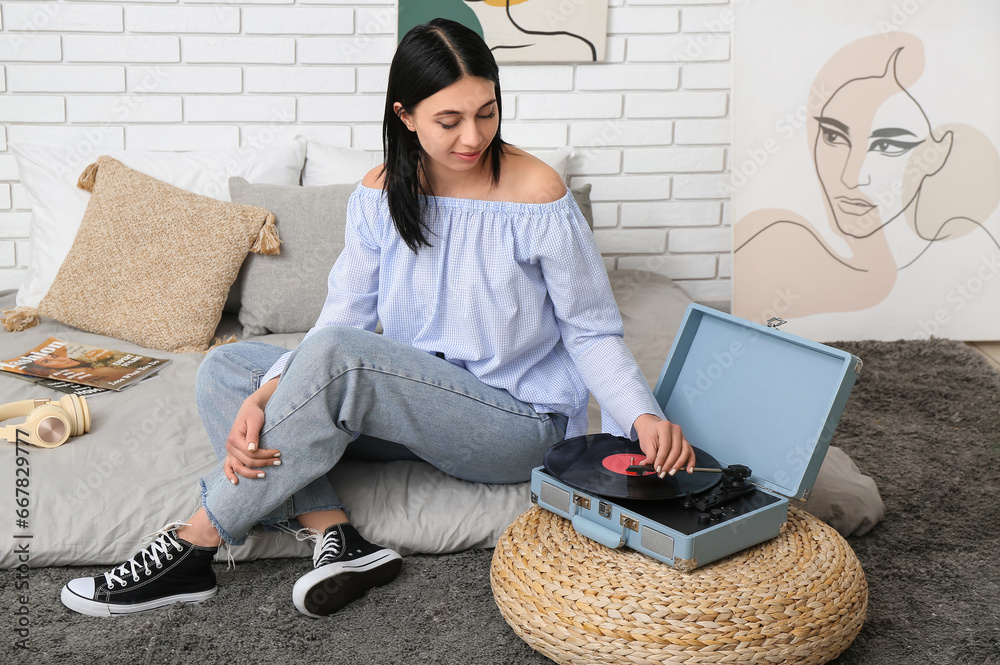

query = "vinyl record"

[543,433,722,500]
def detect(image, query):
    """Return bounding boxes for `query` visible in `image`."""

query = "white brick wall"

[2,3,123,33]
[7,64,125,92]
[63,35,181,62]
[242,7,353,34]
[185,36,295,64]
[126,6,241,34]
[128,65,242,93]
[0,95,66,122]
[0,157,18,181]
[0,0,734,304]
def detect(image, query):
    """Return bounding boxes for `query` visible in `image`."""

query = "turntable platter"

[543,434,722,500]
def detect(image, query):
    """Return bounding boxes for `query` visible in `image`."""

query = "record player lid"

[651,304,861,501]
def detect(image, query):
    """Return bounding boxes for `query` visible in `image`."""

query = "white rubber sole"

[292,550,403,618]
[60,584,217,617]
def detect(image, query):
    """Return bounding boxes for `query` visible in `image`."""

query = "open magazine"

[0,337,170,392]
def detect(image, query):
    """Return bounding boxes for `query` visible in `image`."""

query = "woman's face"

[394,76,499,179]
[815,78,935,238]
[35,353,81,369]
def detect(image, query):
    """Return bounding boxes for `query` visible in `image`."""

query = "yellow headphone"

[0,395,91,448]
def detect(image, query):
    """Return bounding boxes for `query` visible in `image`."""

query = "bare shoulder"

[498,147,567,204]
[361,164,386,189]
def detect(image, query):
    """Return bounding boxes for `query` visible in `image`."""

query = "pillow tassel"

[1,306,41,332]
[250,212,281,255]
[77,162,99,192]
[205,335,239,353]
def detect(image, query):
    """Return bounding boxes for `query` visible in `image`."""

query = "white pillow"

[300,138,572,186]
[11,139,307,308]
[300,139,382,187]
[527,146,573,181]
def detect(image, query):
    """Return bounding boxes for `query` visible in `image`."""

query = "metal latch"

[766,317,786,328]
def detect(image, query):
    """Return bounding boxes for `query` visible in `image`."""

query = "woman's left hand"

[633,413,697,478]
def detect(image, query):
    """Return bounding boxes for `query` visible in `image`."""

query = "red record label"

[543,433,721,500]
[602,453,644,475]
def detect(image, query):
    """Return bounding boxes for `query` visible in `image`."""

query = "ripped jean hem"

[198,476,345,546]
[199,476,246,546]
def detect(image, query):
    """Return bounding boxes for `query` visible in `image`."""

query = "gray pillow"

[571,183,594,229]
[228,177,356,336]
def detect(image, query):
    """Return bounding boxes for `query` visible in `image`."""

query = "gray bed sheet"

[0,294,557,567]
[0,290,295,567]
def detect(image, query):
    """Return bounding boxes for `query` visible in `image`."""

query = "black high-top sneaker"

[61,523,218,617]
[292,522,402,618]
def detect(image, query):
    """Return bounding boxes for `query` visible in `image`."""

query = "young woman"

[60,18,695,619]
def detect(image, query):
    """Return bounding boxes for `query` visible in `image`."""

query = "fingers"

[222,397,281,483]
[226,434,281,462]
[669,438,698,475]
[223,456,273,484]
[224,424,281,481]
[242,407,266,452]
[636,416,699,479]
[651,422,682,476]
[644,423,697,478]
[671,442,696,475]
[226,442,282,474]
[224,457,238,485]
[227,455,277,480]
[640,443,657,467]
[225,406,280,469]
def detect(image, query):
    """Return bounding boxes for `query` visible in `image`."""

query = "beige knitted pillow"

[33,156,280,353]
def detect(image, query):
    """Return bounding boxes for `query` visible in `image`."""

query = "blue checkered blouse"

[263,184,664,438]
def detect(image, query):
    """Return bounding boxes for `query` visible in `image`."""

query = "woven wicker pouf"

[491,505,866,665]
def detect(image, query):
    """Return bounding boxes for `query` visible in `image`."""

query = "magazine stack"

[1,337,171,396]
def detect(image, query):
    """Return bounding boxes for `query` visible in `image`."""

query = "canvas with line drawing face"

[732,0,1000,342]
[397,0,608,62]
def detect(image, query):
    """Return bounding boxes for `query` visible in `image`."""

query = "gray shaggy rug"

[2,339,998,664]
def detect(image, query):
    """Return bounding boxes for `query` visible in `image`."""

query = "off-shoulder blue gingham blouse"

[262,183,665,438]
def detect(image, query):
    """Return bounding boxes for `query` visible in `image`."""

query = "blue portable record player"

[530,304,862,571]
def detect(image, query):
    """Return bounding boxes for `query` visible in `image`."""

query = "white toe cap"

[65,576,96,599]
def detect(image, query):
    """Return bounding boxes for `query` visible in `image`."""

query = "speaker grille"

[539,482,571,514]
[641,526,674,559]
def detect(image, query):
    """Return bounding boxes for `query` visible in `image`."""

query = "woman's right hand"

[225,378,282,484]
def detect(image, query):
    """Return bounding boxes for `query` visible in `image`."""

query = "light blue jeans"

[195,326,568,545]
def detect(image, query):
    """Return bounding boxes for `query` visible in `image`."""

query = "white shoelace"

[274,523,343,568]
[314,528,343,567]
[104,521,191,589]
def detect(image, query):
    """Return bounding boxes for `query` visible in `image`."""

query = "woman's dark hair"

[382,18,507,252]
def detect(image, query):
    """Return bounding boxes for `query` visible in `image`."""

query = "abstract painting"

[398,0,608,62]
[732,0,1000,341]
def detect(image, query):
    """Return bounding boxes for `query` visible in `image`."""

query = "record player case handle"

[571,515,629,550]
